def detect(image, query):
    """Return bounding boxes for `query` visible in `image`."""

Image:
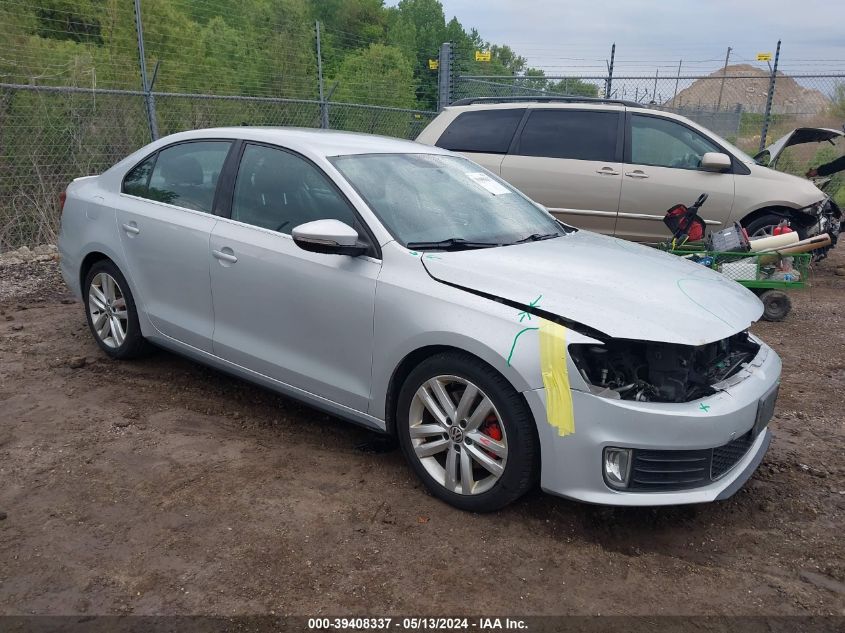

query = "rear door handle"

[596,167,620,176]
[212,249,238,264]
[121,222,140,235]
[625,171,649,179]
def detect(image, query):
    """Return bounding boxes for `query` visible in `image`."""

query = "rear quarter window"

[122,155,156,197]
[435,109,525,154]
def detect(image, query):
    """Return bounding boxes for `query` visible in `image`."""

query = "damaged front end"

[570,332,761,403]
[795,197,842,261]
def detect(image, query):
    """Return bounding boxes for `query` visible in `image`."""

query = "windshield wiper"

[511,232,562,244]
[405,238,502,251]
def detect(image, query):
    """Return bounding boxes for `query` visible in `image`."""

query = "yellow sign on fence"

[756,52,773,61]
[428,59,439,70]
[475,50,491,62]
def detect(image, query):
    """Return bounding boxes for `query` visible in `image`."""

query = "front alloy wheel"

[397,352,539,512]
[409,376,508,496]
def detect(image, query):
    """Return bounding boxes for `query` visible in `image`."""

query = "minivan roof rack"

[449,95,642,107]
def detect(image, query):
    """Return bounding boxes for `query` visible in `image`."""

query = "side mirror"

[700,152,732,172]
[292,219,367,256]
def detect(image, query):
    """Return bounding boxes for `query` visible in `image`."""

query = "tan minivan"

[416,98,839,244]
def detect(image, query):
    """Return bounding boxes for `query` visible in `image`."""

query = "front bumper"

[524,340,781,506]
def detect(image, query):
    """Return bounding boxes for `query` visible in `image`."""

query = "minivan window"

[435,109,524,154]
[143,141,231,212]
[515,110,619,162]
[630,115,722,170]
[231,144,356,234]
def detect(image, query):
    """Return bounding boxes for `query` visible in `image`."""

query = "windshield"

[330,153,565,248]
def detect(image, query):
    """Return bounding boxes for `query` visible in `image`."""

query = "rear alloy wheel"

[397,353,538,512]
[88,272,128,349]
[84,260,151,359]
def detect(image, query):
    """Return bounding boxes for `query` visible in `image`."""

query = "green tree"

[330,43,416,109]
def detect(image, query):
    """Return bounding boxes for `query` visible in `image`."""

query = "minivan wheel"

[396,352,538,512]
[83,260,151,359]
[744,212,805,239]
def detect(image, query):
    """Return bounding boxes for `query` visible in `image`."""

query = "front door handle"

[212,249,238,264]
[596,167,620,176]
[121,222,140,235]
[625,170,649,179]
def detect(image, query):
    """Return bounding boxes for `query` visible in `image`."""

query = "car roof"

[156,127,450,158]
[440,101,721,127]
[443,101,628,113]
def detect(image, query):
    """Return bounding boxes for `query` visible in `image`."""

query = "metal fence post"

[759,40,781,152]
[133,0,159,140]
[716,46,732,111]
[437,42,452,110]
[671,59,682,108]
[316,21,329,129]
[605,43,615,97]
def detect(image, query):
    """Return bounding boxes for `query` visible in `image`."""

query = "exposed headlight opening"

[570,332,761,403]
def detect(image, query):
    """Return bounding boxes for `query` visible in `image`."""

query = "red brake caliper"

[479,414,502,459]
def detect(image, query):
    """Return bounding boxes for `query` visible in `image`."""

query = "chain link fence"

[0,0,437,251]
[1,0,844,250]
[0,83,435,250]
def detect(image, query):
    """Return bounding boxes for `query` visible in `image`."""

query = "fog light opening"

[604,447,632,489]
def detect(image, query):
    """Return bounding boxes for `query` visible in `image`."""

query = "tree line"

[0,0,597,110]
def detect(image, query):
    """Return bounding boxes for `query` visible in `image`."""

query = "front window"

[232,144,356,234]
[631,115,722,170]
[330,153,565,247]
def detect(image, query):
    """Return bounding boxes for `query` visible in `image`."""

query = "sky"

[389,0,845,77]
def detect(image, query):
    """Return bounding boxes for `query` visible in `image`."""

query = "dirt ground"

[1,249,844,618]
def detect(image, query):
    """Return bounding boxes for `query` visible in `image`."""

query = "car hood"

[755,127,845,169]
[422,231,763,346]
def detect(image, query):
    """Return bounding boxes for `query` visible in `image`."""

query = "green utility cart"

[669,248,811,321]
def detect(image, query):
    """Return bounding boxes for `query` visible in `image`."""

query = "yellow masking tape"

[539,318,575,437]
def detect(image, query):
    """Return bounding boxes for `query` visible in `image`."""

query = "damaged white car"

[755,126,844,258]
[58,128,780,512]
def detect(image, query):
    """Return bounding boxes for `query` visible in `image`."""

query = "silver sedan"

[58,128,780,511]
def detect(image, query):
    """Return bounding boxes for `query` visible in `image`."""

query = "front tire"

[83,260,151,359]
[744,212,805,240]
[396,352,539,512]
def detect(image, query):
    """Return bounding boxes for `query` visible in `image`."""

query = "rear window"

[435,109,524,154]
[515,110,619,162]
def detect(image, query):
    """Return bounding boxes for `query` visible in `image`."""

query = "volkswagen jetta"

[58,128,780,511]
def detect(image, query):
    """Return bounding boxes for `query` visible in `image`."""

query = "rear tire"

[760,290,791,322]
[83,260,152,359]
[396,352,539,512]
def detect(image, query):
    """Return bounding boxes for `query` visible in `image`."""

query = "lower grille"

[628,431,755,491]
[711,432,754,479]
